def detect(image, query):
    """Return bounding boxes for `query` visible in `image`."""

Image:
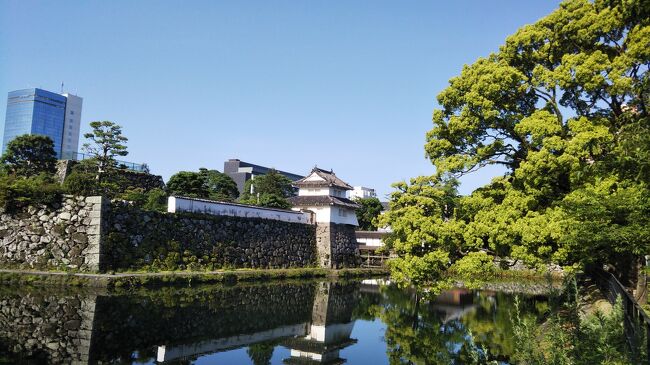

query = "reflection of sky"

[341,319,389,365]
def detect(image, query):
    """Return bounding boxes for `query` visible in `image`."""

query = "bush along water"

[511,276,645,365]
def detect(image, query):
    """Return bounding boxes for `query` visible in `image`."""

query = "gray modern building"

[2,88,83,158]
[223,159,304,195]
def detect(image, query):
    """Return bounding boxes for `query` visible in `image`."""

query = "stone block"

[84,196,103,204]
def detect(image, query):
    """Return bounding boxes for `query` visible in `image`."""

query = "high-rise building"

[2,88,83,158]
[60,93,83,160]
[223,159,304,195]
[348,186,377,200]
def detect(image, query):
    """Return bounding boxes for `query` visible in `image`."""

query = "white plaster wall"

[298,188,330,196]
[305,206,358,225]
[310,207,332,223]
[168,196,314,224]
[331,206,358,226]
[357,237,383,247]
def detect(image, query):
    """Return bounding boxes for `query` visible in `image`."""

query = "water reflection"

[0,279,551,364]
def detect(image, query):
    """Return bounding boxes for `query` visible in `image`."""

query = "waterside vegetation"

[380,0,650,299]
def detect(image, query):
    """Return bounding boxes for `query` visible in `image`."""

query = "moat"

[0,279,555,364]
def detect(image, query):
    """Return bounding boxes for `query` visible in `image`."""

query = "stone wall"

[315,223,360,269]
[0,196,105,271]
[56,160,165,191]
[116,169,165,191]
[103,202,317,271]
[0,196,362,272]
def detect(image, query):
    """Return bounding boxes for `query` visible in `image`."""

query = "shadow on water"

[0,279,557,364]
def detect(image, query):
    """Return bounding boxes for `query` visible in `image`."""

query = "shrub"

[63,171,98,196]
[144,188,168,212]
[0,174,63,212]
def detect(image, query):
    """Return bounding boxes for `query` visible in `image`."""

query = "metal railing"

[359,249,390,268]
[61,151,148,173]
[594,269,650,363]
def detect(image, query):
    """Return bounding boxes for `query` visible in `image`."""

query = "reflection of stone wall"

[312,282,359,326]
[0,290,97,364]
[105,202,317,270]
[89,283,317,362]
[316,223,360,269]
[0,281,363,363]
[0,196,106,271]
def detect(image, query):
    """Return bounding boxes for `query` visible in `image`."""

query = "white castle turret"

[289,167,361,268]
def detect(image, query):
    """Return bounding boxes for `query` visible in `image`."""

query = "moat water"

[0,279,555,364]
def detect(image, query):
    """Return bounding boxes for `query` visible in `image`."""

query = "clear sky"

[0,1,562,198]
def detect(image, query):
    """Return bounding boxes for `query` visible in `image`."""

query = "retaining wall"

[0,196,360,272]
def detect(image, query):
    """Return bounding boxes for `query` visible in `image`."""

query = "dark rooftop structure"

[292,167,354,190]
[223,159,304,195]
[289,167,360,211]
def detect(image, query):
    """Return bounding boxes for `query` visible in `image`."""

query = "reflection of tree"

[247,342,275,365]
[372,285,548,364]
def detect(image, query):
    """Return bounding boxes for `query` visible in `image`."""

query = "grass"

[0,267,389,290]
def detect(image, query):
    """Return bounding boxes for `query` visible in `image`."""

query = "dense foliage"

[239,169,293,209]
[0,135,57,177]
[82,121,129,181]
[166,169,238,201]
[354,197,384,231]
[0,174,62,212]
[381,0,650,290]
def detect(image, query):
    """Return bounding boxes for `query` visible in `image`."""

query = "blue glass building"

[2,88,68,158]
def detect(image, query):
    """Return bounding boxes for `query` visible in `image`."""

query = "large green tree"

[166,169,239,201]
[198,168,239,201]
[239,169,293,209]
[382,0,650,292]
[82,121,129,181]
[166,171,210,198]
[354,197,384,231]
[0,134,57,177]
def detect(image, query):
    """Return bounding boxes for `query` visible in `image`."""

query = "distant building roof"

[293,167,354,190]
[289,195,360,209]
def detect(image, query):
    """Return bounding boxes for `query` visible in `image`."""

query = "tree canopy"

[166,169,239,201]
[239,169,293,209]
[354,197,384,231]
[0,134,57,177]
[381,0,650,290]
[82,121,129,181]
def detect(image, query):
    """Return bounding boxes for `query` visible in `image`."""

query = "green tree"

[166,171,210,198]
[239,169,293,209]
[198,168,239,201]
[246,342,275,365]
[0,134,57,177]
[82,121,129,181]
[0,174,62,212]
[382,0,650,291]
[354,197,384,231]
[166,169,239,201]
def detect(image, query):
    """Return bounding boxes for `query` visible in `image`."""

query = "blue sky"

[0,1,561,198]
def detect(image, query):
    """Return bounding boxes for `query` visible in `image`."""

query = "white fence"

[167,196,314,224]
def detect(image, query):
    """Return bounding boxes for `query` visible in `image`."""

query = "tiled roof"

[293,167,353,190]
[289,195,360,209]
